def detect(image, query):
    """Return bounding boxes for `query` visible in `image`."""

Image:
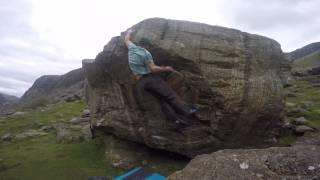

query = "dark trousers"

[138,74,190,120]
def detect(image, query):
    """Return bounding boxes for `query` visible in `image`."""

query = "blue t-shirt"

[127,42,154,75]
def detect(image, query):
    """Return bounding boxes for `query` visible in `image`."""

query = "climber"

[124,29,197,125]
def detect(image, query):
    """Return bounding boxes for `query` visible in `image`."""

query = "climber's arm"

[125,29,134,47]
[148,63,174,73]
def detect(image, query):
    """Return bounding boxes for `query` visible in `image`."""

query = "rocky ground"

[0,100,188,179]
[168,133,320,180]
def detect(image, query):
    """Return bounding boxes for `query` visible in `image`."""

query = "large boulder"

[83,18,288,157]
[168,144,320,180]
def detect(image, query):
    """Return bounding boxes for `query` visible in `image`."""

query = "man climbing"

[124,29,197,125]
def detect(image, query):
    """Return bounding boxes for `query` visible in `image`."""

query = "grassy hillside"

[0,101,188,179]
[292,50,320,70]
[278,80,320,146]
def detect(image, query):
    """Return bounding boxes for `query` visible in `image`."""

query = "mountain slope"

[20,68,85,104]
[0,93,19,106]
[292,50,320,70]
[286,42,320,62]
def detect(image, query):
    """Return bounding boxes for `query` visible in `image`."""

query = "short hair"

[138,37,152,46]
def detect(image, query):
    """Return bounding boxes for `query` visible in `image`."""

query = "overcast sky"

[1,0,319,97]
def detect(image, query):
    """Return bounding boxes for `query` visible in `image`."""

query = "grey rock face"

[83,18,287,157]
[168,145,320,180]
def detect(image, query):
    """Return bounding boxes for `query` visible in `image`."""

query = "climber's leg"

[144,74,193,116]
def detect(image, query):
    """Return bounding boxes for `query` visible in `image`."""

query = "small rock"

[300,101,313,109]
[287,107,308,117]
[39,125,52,131]
[70,117,90,124]
[232,154,239,162]
[70,117,78,123]
[312,83,320,87]
[81,109,90,118]
[1,133,13,141]
[239,162,249,170]
[112,160,133,170]
[282,120,293,129]
[15,129,47,139]
[13,111,25,116]
[285,102,296,108]
[295,125,314,134]
[308,166,315,171]
[293,117,307,125]
[138,127,144,132]
[112,161,123,168]
[152,136,167,141]
[286,92,297,97]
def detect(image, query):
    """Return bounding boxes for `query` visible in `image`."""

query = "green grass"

[277,79,320,146]
[277,132,297,147]
[20,96,50,110]
[287,81,320,103]
[0,134,121,180]
[0,100,188,179]
[0,100,117,180]
[286,80,320,129]
[0,101,86,135]
[292,50,320,70]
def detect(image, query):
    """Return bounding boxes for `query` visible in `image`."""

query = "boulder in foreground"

[168,133,320,179]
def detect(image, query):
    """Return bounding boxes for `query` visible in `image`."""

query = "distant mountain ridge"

[1,68,85,115]
[20,68,85,104]
[0,93,19,106]
[292,50,320,70]
[286,42,320,61]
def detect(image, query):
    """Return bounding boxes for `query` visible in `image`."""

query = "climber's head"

[138,37,152,49]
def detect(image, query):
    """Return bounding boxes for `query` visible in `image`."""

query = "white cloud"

[214,0,320,51]
[0,0,320,97]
